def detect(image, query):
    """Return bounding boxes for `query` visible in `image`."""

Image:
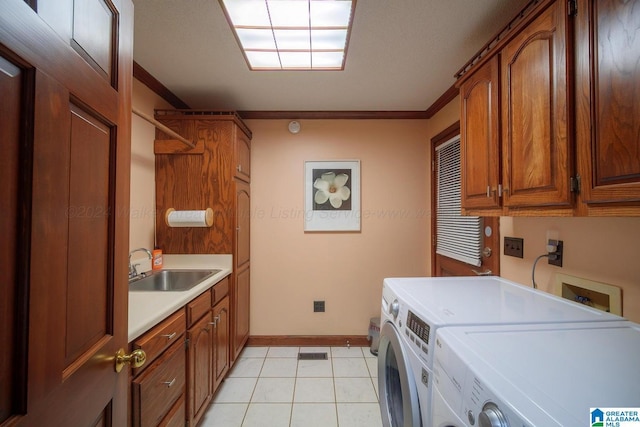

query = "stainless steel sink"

[129,269,221,292]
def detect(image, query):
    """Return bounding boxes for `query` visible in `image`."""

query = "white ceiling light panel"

[220,0,356,70]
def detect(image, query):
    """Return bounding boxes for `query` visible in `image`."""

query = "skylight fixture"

[219,0,356,70]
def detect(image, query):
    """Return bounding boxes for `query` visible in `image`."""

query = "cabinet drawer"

[213,277,229,305]
[187,289,212,327]
[132,339,186,427]
[159,394,185,427]
[132,309,185,376]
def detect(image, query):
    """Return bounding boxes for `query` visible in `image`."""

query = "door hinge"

[568,0,577,16]
[184,338,189,350]
[570,175,581,193]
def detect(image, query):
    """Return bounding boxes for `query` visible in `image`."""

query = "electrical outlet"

[313,301,325,312]
[504,237,524,258]
[548,239,563,267]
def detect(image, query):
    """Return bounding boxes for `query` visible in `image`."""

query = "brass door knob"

[114,348,146,373]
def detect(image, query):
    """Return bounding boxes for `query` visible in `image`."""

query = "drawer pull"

[160,332,177,340]
[162,378,176,388]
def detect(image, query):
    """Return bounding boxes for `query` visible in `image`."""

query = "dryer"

[377,276,623,427]
[432,320,640,426]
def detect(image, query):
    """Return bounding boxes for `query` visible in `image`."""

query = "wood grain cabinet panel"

[213,295,230,390]
[132,309,185,377]
[500,0,572,210]
[155,112,252,363]
[460,55,501,212]
[187,280,230,426]
[575,0,640,214]
[132,339,186,427]
[235,131,251,182]
[459,0,640,216]
[458,0,574,216]
[187,311,214,426]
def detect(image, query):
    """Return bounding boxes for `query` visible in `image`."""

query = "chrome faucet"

[129,248,153,280]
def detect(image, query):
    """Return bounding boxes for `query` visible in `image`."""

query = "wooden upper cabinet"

[458,0,575,216]
[575,0,640,213]
[460,55,501,212]
[500,0,572,210]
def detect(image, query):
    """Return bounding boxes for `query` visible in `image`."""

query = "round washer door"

[378,321,421,427]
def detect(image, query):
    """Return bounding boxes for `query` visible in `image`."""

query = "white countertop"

[128,254,232,342]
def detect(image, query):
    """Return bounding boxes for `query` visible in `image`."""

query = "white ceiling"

[132,0,530,112]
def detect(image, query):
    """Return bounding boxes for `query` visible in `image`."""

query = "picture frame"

[304,160,361,232]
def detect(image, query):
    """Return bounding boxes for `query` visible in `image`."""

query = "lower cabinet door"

[214,295,230,391]
[188,312,214,426]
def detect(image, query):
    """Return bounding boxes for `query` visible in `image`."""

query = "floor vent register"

[297,352,328,360]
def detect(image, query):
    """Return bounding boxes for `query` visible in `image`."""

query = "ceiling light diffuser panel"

[219,0,356,70]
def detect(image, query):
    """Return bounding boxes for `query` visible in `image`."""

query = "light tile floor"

[199,346,382,427]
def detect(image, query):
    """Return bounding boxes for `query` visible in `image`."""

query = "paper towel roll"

[165,208,213,227]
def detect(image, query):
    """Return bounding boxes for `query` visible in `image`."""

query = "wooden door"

[500,0,573,209]
[432,123,500,277]
[0,0,133,425]
[460,55,502,213]
[575,0,640,212]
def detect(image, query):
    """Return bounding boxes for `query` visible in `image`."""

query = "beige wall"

[246,119,430,335]
[129,79,171,257]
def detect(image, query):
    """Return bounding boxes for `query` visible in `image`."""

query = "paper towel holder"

[165,208,214,228]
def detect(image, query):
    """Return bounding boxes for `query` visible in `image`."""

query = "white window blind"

[435,136,482,267]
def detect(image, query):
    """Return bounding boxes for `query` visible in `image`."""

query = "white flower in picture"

[313,171,351,209]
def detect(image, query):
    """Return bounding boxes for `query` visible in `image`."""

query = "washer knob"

[389,299,400,319]
[478,402,508,427]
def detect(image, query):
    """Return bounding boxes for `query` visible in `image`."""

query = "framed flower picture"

[304,160,361,232]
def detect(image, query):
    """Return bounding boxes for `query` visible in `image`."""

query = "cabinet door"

[501,0,573,209]
[235,130,251,182]
[232,266,250,361]
[213,296,230,391]
[187,313,213,426]
[460,56,501,211]
[576,0,640,211]
[235,180,251,270]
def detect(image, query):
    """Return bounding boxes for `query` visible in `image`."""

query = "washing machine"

[377,276,623,427]
[432,320,640,426]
